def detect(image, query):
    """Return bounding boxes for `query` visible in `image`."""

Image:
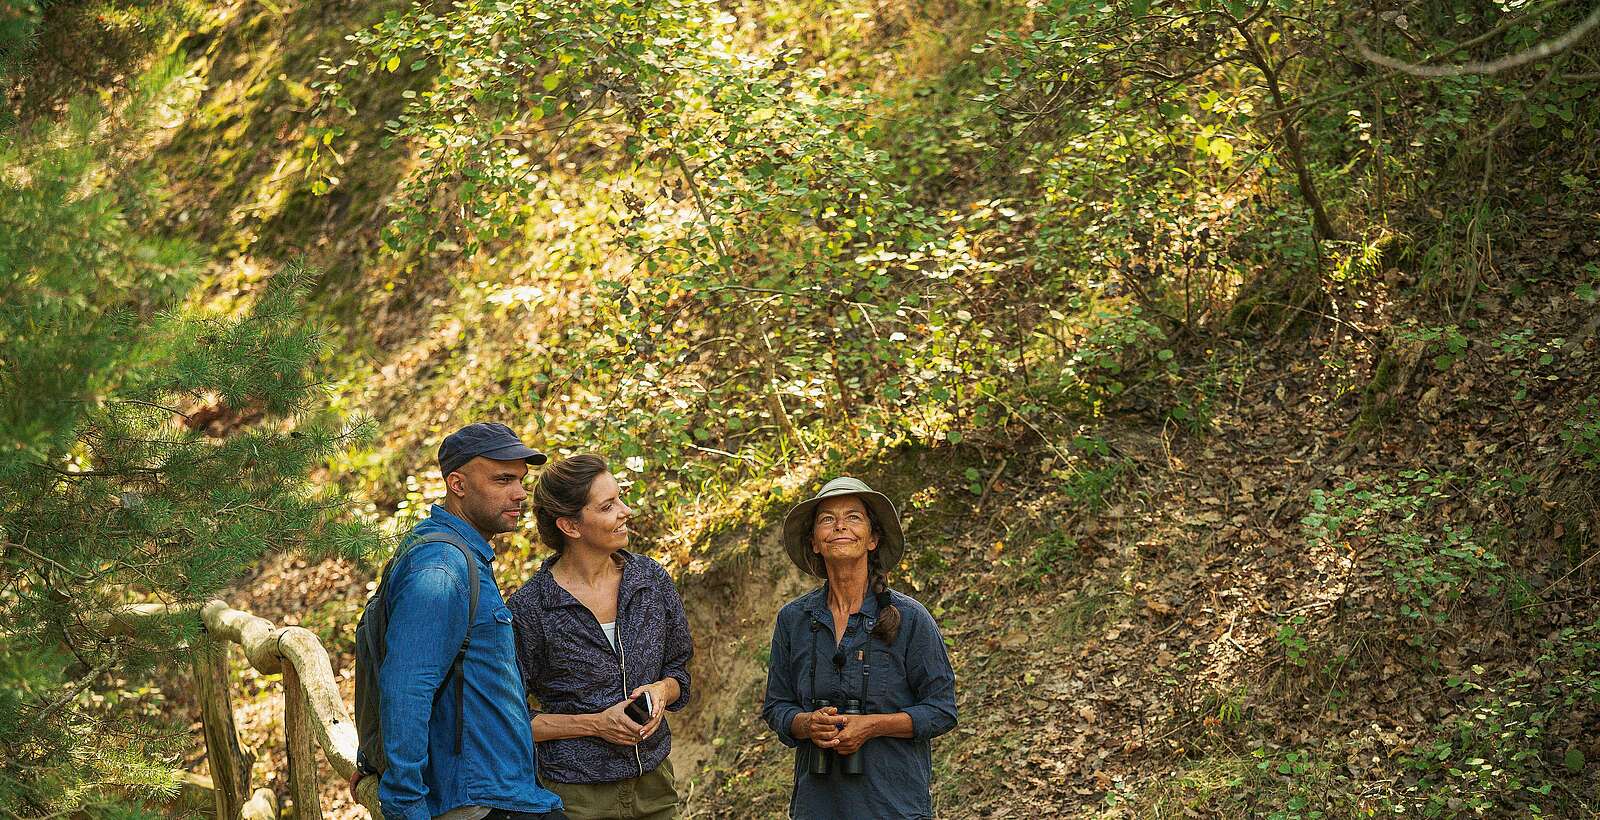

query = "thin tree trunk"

[1234,15,1338,241]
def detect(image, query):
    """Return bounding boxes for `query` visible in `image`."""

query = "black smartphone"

[624,691,654,725]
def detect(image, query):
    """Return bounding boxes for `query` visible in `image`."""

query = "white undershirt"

[601,620,618,650]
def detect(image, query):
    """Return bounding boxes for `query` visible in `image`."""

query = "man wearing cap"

[358,423,568,820]
[760,476,958,820]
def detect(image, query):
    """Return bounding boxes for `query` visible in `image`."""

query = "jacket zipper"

[615,616,646,777]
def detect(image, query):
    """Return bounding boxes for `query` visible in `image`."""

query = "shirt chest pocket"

[471,605,516,660]
[866,644,906,710]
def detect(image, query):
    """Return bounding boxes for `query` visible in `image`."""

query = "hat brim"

[781,480,904,579]
[481,443,549,466]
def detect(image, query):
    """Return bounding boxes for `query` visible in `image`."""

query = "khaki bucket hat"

[781,476,905,578]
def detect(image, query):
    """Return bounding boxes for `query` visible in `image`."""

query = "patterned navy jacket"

[505,549,693,785]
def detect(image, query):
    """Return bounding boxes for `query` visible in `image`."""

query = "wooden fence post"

[240,786,279,819]
[192,637,253,819]
[282,663,323,820]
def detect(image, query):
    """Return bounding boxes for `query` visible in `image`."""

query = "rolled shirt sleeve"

[760,610,804,748]
[901,604,958,742]
[377,562,470,820]
[657,565,694,711]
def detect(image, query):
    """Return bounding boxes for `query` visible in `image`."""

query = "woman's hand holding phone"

[629,682,669,741]
[593,697,647,746]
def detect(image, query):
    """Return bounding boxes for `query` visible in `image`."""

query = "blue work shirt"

[376,505,564,820]
[762,585,958,820]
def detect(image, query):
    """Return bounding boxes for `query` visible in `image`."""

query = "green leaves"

[1565,748,1586,774]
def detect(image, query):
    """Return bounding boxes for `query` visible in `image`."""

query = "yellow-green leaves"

[1193,132,1235,165]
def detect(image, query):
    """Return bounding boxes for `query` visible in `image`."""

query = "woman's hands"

[803,709,911,754]
[628,679,675,743]
[811,709,883,755]
[590,678,679,747]
[803,707,841,745]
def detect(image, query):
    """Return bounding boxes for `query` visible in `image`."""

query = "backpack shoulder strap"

[391,530,480,617]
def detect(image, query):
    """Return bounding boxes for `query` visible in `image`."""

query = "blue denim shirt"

[376,505,564,820]
[762,585,958,820]
[506,550,693,784]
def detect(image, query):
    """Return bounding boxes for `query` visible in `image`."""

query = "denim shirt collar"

[532,549,648,608]
[426,504,496,565]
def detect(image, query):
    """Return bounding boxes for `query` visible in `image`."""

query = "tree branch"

[1262,0,1581,119]
[28,647,121,728]
[1351,3,1600,77]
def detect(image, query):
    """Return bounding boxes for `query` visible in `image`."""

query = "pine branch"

[35,464,164,478]
[27,646,122,729]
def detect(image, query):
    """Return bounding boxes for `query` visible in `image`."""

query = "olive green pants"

[545,759,678,820]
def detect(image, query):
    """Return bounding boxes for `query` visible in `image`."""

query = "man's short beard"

[469,498,515,536]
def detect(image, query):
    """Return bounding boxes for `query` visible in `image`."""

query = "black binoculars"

[809,698,865,776]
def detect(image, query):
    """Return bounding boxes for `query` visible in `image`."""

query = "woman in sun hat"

[760,476,958,820]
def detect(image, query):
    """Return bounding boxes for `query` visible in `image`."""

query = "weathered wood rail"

[119,600,382,818]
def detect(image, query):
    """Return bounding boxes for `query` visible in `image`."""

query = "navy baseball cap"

[437,423,548,477]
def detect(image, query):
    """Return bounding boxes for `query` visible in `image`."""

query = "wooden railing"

[119,600,382,818]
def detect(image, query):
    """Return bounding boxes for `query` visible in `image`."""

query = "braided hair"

[867,547,901,644]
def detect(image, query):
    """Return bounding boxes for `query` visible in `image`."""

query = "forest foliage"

[307,0,1600,534]
[0,39,372,818]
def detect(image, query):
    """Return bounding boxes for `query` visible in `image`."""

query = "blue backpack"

[353,530,480,774]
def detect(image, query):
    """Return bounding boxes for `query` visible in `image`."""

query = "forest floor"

[677,238,1600,817]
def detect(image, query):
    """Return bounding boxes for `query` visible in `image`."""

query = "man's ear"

[556,514,583,541]
[445,471,467,498]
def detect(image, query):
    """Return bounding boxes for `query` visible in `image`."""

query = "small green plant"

[1022,530,1077,586]
[1560,396,1600,469]
[1489,328,1565,401]
[1213,690,1245,726]
[1392,624,1600,815]
[1394,323,1469,370]
[1276,615,1310,666]
[1045,435,1128,513]
[1165,366,1218,438]
[1302,471,1508,641]
[1252,746,1334,819]
[962,466,985,496]
[1575,262,1600,303]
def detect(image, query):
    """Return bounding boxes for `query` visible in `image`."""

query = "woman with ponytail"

[505,454,693,819]
[761,477,957,819]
